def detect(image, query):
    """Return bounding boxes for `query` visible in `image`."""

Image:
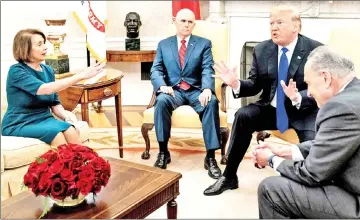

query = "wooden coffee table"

[1,157,182,219]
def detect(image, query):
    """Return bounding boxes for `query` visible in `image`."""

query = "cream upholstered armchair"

[141,21,230,164]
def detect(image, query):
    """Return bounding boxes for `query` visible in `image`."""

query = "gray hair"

[306,46,355,78]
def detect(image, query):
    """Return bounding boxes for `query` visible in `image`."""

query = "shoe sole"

[204,164,221,179]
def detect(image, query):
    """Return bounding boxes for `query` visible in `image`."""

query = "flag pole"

[86,34,90,67]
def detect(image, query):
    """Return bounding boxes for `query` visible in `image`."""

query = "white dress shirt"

[177,35,191,51]
[272,79,354,171]
[233,36,302,108]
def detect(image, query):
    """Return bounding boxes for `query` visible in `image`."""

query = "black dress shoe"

[204,157,222,179]
[154,152,171,169]
[203,176,238,196]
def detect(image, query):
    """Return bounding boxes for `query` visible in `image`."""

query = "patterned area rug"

[88,127,292,154]
[88,127,208,152]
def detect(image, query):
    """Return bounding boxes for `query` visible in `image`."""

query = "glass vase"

[50,194,86,207]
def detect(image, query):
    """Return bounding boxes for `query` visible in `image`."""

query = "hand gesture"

[198,88,212,107]
[212,61,239,89]
[79,62,106,80]
[160,86,175,97]
[281,79,299,102]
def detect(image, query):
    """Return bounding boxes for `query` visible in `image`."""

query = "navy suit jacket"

[234,34,323,131]
[151,35,215,94]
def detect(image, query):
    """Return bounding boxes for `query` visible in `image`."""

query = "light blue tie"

[276,47,289,133]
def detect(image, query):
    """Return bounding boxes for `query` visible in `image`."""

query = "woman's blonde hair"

[13,29,46,63]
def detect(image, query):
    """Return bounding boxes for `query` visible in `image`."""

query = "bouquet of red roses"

[23,143,111,200]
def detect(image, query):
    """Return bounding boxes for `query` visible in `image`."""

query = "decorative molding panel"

[225,1,360,18]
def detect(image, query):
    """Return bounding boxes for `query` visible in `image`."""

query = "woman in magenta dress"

[1,29,105,146]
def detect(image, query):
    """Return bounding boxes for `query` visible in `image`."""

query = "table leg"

[92,101,103,113]
[115,94,123,158]
[167,199,177,219]
[81,103,89,124]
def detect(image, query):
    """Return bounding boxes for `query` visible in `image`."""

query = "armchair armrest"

[146,91,157,109]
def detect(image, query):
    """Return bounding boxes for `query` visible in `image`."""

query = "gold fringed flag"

[73,0,107,63]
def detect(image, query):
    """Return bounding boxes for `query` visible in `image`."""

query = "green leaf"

[38,197,50,219]
[36,157,47,164]
[20,182,28,191]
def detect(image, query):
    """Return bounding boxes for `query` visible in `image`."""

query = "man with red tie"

[150,9,221,179]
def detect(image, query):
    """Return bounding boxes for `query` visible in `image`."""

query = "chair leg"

[141,123,154,160]
[220,127,230,165]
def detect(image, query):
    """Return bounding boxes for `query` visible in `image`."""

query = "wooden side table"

[58,68,124,158]
[106,50,156,62]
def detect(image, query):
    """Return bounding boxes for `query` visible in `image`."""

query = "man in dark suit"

[253,46,360,218]
[203,5,323,195]
[150,9,221,179]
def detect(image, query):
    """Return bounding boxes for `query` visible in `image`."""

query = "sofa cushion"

[143,106,228,128]
[1,120,89,170]
[1,136,50,170]
[1,153,4,173]
[76,121,90,143]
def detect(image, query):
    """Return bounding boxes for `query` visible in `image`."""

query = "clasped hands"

[250,143,277,168]
[212,61,300,102]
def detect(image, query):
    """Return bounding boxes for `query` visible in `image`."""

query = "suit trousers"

[258,176,359,218]
[223,104,314,179]
[154,87,221,150]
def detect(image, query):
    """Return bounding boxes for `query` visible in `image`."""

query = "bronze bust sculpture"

[124,12,142,39]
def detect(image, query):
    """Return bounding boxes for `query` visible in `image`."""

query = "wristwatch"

[268,154,276,168]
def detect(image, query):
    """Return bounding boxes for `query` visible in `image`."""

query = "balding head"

[174,8,196,39]
[304,46,356,108]
[175,8,195,21]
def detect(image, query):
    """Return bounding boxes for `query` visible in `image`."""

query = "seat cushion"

[143,106,228,128]
[1,120,89,170]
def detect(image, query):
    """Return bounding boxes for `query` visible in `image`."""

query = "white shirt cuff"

[272,156,285,171]
[291,145,304,161]
[232,81,241,95]
[291,92,302,109]
[272,145,304,172]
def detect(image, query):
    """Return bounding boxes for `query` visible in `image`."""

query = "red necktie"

[178,39,190,90]
[179,39,186,68]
